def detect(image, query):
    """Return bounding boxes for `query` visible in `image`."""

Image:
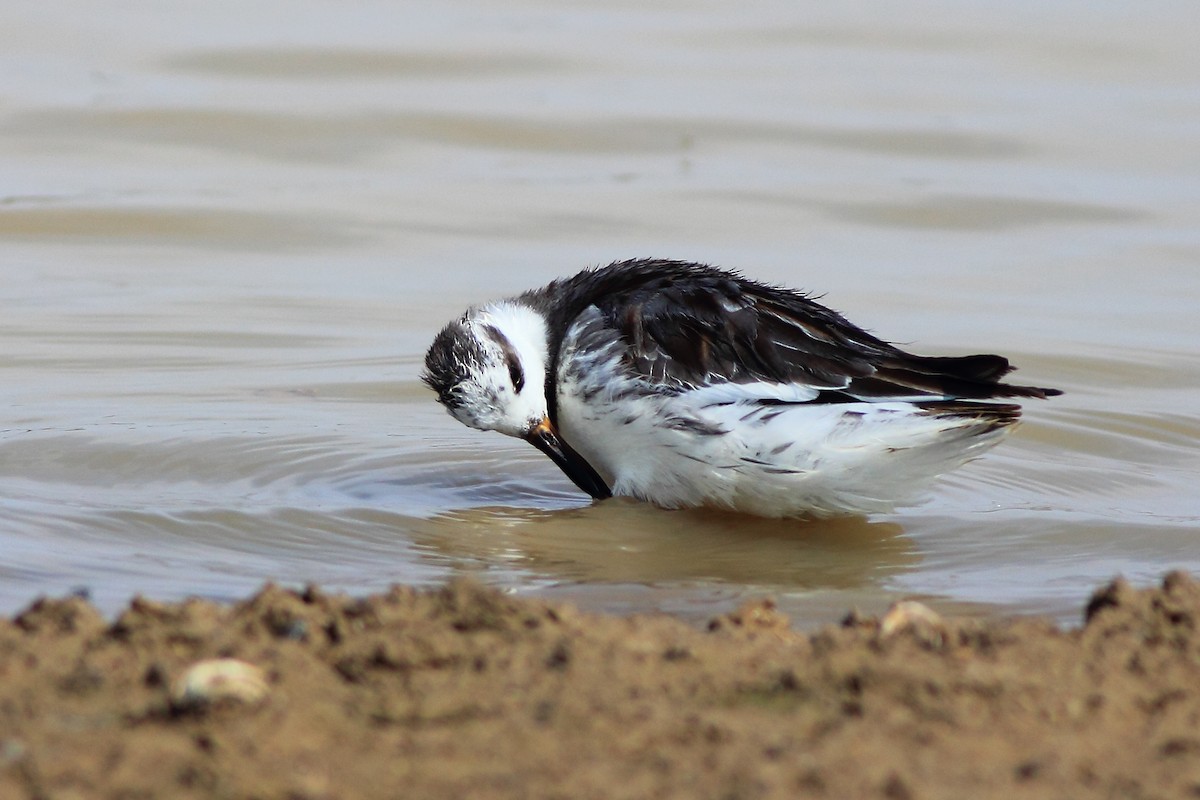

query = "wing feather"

[530,259,1060,404]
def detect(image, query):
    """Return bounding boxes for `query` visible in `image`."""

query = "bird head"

[422,301,550,438]
[422,300,612,499]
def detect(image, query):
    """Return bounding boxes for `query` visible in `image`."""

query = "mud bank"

[3,573,1200,799]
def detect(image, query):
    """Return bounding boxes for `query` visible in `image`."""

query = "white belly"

[560,392,1007,518]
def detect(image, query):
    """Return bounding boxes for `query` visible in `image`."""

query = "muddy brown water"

[2,2,1199,625]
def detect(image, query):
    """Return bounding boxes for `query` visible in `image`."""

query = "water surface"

[2,1,1199,625]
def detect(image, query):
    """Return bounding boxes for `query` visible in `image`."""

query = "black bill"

[524,419,612,500]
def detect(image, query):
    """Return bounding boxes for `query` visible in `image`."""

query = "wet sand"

[4,573,1200,798]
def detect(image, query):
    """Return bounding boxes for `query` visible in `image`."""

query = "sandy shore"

[3,573,1200,799]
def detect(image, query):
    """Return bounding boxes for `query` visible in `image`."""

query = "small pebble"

[171,658,269,710]
[879,601,944,639]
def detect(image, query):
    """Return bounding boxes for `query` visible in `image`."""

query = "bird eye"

[480,323,525,393]
[506,356,525,393]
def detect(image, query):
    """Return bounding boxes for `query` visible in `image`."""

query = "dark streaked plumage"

[521,258,1056,405]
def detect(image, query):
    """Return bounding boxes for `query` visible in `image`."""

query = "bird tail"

[869,354,1062,400]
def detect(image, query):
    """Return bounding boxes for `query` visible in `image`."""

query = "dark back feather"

[524,259,1060,406]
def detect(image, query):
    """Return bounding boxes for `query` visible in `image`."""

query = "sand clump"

[3,573,1200,799]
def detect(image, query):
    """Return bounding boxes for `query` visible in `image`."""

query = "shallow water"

[2,1,1199,626]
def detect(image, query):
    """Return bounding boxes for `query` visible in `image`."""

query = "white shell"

[879,600,945,639]
[171,658,269,709]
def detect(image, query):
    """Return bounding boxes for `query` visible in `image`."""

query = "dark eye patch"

[507,358,525,392]
[482,324,525,393]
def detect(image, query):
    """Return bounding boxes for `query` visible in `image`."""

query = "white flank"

[554,308,1011,518]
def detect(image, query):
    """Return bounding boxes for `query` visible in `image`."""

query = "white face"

[443,302,550,438]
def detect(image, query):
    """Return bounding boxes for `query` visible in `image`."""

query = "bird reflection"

[414,498,917,590]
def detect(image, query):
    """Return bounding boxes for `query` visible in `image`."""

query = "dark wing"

[541,259,1059,401]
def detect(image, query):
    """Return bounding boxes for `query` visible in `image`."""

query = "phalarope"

[423,259,1059,518]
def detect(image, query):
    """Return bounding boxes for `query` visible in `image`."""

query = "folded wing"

[563,259,1060,402]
